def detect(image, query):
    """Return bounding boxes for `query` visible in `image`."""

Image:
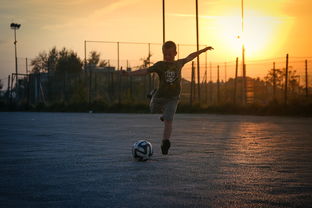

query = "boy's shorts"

[149,97,179,121]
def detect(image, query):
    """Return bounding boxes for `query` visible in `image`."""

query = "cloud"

[27,0,91,7]
[168,12,293,22]
[41,22,74,31]
[41,0,141,31]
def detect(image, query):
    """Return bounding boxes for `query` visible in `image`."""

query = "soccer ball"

[132,140,153,161]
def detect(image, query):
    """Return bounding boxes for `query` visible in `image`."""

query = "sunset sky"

[1,0,312,86]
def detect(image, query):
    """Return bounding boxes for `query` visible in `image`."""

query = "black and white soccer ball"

[132,140,153,161]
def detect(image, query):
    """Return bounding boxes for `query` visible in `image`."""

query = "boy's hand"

[204,46,214,51]
[185,46,214,63]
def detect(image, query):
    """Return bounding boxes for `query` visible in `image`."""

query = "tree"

[87,51,110,68]
[47,47,59,73]
[31,47,58,74]
[31,47,82,75]
[264,67,284,88]
[99,60,109,67]
[56,48,82,74]
[87,51,100,66]
[288,69,301,93]
[138,53,153,69]
[31,51,48,73]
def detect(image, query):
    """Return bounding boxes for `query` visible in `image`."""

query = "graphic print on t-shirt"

[165,70,177,85]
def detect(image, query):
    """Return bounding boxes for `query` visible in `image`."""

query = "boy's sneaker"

[161,139,171,155]
[160,116,164,122]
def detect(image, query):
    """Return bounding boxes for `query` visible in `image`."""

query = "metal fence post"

[284,54,289,104]
[305,60,308,97]
[234,57,238,104]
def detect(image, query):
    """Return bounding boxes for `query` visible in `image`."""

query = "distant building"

[87,65,116,72]
[86,65,133,73]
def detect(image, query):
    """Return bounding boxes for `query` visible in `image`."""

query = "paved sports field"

[1,112,312,208]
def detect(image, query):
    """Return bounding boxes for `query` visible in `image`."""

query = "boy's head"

[162,41,177,62]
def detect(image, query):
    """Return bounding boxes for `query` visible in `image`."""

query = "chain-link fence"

[4,57,311,108]
[2,40,312,108]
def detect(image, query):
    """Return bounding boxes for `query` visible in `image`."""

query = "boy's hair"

[162,41,177,52]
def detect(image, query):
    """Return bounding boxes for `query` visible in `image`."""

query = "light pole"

[195,0,201,103]
[10,23,21,84]
[241,0,246,104]
[162,0,165,43]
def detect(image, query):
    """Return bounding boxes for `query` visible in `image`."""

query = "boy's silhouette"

[127,41,213,154]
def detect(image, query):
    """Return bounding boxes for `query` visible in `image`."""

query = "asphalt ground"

[1,112,312,208]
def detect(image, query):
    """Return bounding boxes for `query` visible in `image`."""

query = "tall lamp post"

[241,0,246,104]
[162,0,165,43]
[10,23,21,84]
[195,0,201,103]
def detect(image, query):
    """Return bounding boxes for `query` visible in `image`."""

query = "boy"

[127,41,213,155]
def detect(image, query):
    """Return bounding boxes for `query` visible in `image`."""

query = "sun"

[213,10,277,59]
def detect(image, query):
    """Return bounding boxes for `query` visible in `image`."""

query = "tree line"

[1,46,310,114]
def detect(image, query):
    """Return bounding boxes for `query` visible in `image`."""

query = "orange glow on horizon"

[1,0,311,84]
[203,10,294,60]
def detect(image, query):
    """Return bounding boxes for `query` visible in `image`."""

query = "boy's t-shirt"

[147,59,187,99]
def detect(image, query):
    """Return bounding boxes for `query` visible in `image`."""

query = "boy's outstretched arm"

[184,46,214,63]
[123,68,148,76]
